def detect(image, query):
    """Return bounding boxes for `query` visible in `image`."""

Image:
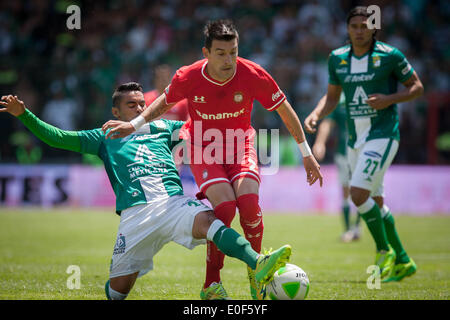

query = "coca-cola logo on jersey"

[272,90,282,101]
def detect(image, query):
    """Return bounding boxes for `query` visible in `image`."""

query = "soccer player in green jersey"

[312,93,361,242]
[305,7,424,282]
[0,83,292,300]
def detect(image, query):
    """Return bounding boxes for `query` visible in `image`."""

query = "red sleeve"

[177,99,189,121]
[251,65,286,112]
[164,67,189,105]
[167,99,189,121]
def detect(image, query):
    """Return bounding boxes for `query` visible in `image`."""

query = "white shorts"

[347,138,399,197]
[334,153,351,186]
[109,195,212,279]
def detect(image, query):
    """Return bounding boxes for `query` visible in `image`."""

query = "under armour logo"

[247,232,261,239]
[246,218,262,229]
[193,96,206,103]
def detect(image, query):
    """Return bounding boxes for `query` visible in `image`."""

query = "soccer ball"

[266,263,310,300]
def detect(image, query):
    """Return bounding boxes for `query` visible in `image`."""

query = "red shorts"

[186,132,261,197]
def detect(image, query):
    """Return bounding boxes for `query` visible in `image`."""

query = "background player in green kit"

[305,7,424,282]
[312,93,361,242]
[0,83,292,300]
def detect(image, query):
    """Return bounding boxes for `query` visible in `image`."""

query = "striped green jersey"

[328,41,414,148]
[79,120,184,213]
[18,109,184,214]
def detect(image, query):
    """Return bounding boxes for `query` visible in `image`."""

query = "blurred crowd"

[0,0,449,165]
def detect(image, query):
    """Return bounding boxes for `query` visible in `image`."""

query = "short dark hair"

[346,6,371,25]
[346,6,377,59]
[203,19,239,50]
[112,82,143,108]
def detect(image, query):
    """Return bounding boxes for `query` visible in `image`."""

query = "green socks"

[355,212,361,227]
[357,198,410,263]
[211,224,259,269]
[381,206,410,264]
[357,198,390,252]
[342,201,351,231]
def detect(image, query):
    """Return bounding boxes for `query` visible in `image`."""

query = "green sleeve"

[18,109,82,152]
[328,54,340,85]
[17,109,103,155]
[77,128,104,155]
[392,48,414,83]
[167,120,185,132]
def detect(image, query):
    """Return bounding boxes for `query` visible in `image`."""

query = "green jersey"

[328,41,414,148]
[18,109,184,214]
[327,93,347,156]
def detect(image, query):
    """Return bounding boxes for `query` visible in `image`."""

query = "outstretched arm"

[0,95,82,152]
[102,94,175,139]
[276,100,323,187]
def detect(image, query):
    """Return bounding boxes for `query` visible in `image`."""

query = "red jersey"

[144,89,189,121]
[164,57,286,145]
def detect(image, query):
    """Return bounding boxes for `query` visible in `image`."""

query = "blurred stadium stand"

[0,0,448,165]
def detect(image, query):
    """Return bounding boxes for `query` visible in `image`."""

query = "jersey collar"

[201,60,237,86]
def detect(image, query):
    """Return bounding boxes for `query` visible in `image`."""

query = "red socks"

[236,193,263,253]
[204,194,263,288]
[204,200,236,288]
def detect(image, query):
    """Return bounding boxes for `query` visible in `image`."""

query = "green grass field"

[0,209,449,300]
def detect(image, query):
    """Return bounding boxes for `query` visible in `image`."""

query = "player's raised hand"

[102,120,135,139]
[304,113,319,134]
[0,95,26,117]
[303,155,323,187]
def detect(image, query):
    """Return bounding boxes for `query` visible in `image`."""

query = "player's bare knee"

[206,211,216,225]
[192,210,214,239]
[109,283,130,295]
[204,183,236,207]
[350,187,370,206]
[342,185,350,199]
[233,178,259,197]
[109,273,138,295]
[372,196,384,208]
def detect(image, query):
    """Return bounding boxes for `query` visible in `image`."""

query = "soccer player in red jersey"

[144,64,189,121]
[103,20,322,300]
